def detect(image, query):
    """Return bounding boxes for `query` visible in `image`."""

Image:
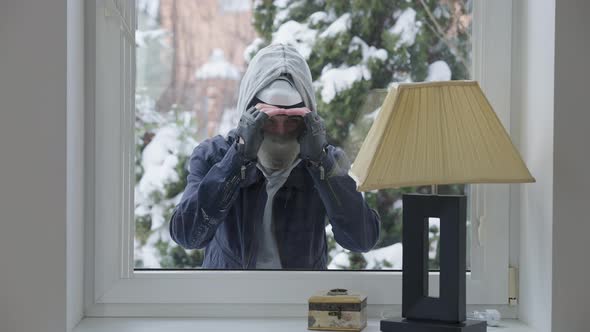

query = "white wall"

[511,1,555,331]
[0,1,68,332]
[552,0,590,330]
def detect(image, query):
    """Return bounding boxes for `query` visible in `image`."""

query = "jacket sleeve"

[306,145,381,252]
[169,138,244,249]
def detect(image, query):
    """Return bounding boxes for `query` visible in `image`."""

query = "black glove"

[299,111,328,163]
[236,105,269,161]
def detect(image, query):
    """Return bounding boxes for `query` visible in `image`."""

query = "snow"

[273,6,291,27]
[326,224,351,269]
[195,49,241,81]
[389,8,421,49]
[316,65,371,104]
[135,109,197,207]
[349,36,388,62]
[425,60,452,81]
[135,29,167,48]
[371,48,388,62]
[365,107,380,121]
[136,228,170,268]
[328,252,352,269]
[135,204,151,218]
[393,198,403,210]
[272,20,318,59]
[137,0,160,20]
[244,38,266,63]
[135,240,159,268]
[155,221,173,244]
[136,93,164,124]
[136,126,182,203]
[150,203,167,229]
[428,218,440,237]
[388,74,414,91]
[363,243,403,269]
[428,217,440,259]
[181,111,192,128]
[314,37,388,104]
[319,13,351,38]
[325,224,334,237]
[273,0,290,8]
[134,108,199,267]
[273,1,306,28]
[218,107,240,137]
[308,11,329,25]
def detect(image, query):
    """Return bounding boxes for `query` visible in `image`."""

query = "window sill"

[73,317,533,332]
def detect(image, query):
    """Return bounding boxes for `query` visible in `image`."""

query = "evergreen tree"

[134,93,204,269]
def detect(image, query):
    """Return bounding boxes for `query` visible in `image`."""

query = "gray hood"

[237,43,317,114]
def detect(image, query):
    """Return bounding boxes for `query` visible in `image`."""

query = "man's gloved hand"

[299,111,328,163]
[236,105,269,161]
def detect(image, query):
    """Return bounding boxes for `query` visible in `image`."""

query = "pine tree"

[134,93,204,269]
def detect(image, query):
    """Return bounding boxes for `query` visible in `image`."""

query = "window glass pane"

[134,0,473,270]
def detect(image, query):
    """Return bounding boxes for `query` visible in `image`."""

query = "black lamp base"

[381,318,486,332]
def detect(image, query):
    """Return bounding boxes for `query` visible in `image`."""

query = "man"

[169,44,380,269]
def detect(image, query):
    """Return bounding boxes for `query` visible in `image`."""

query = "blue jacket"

[169,130,380,269]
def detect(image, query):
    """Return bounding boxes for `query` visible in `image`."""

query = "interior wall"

[67,0,85,330]
[511,1,555,331]
[552,0,590,330]
[0,1,68,332]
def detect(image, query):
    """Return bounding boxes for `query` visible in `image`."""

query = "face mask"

[257,132,301,171]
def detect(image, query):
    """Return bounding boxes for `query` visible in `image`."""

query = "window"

[86,0,514,316]
[134,0,472,271]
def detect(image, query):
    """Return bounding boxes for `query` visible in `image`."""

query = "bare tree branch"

[418,0,469,72]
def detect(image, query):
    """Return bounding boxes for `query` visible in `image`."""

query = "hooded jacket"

[169,44,380,269]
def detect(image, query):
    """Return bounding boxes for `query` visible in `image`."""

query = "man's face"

[257,100,309,138]
[262,114,304,138]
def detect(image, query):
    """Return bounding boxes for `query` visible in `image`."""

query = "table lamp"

[350,81,535,332]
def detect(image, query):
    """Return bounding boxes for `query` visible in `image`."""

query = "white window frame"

[84,0,515,317]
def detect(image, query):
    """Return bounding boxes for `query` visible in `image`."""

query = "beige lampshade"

[350,81,536,191]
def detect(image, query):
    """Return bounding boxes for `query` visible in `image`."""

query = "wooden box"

[308,289,367,331]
